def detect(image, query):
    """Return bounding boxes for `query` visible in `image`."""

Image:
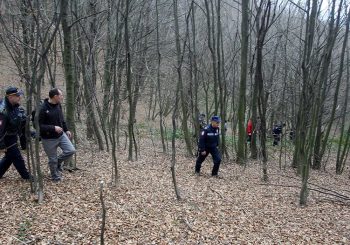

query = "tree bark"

[173,0,192,156]
[237,0,249,164]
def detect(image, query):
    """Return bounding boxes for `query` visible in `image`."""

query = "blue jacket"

[198,125,220,151]
[273,125,282,135]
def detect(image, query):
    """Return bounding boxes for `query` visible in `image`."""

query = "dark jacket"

[0,98,26,149]
[198,124,220,152]
[39,99,68,139]
[273,125,282,135]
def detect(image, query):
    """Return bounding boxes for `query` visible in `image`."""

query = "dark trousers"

[0,144,30,179]
[195,147,221,176]
[273,134,280,146]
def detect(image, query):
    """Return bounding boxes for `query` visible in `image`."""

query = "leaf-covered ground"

[0,138,349,244]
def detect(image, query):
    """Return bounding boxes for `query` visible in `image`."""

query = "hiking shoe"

[195,172,201,177]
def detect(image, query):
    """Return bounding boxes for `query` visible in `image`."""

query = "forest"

[0,0,349,244]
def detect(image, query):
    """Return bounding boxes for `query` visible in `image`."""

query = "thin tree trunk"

[313,1,345,170]
[171,82,181,201]
[156,0,166,153]
[99,181,106,245]
[204,0,218,115]
[297,0,318,206]
[254,0,275,182]
[61,0,76,167]
[173,0,192,155]
[237,0,249,164]
[337,48,350,173]
[124,0,134,161]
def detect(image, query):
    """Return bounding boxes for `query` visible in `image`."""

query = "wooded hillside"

[0,0,349,243]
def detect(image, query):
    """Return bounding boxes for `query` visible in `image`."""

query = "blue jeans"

[42,133,76,179]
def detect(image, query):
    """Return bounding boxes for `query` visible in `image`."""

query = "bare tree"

[312,0,343,170]
[237,0,249,164]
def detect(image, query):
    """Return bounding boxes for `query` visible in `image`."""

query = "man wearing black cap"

[195,115,222,177]
[0,86,32,180]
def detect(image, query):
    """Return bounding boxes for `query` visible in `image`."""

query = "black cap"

[5,86,24,96]
[211,116,221,122]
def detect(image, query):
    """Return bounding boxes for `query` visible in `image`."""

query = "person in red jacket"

[246,118,253,143]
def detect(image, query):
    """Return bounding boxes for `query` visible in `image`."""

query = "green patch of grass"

[164,128,185,140]
[17,219,32,242]
[136,122,148,129]
[329,137,347,148]
[223,135,237,147]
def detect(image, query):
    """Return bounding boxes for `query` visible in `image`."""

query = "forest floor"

[0,135,350,245]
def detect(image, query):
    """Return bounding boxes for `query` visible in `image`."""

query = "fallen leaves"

[0,140,349,244]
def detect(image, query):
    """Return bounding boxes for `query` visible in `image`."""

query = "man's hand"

[201,151,206,156]
[66,131,72,139]
[55,126,63,133]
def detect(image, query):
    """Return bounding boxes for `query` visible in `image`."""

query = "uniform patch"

[0,120,2,126]
[46,110,49,114]
[201,131,205,136]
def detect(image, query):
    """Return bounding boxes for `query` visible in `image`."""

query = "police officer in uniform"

[0,87,31,180]
[195,115,222,177]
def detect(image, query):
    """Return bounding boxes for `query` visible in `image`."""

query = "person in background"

[195,116,222,177]
[39,88,76,182]
[289,128,295,141]
[246,118,253,143]
[198,113,207,131]
[0,86,32,180]
[272,123,283,146]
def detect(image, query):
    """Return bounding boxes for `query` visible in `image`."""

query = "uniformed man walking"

[0,87,32,180]
[195,115,222,177]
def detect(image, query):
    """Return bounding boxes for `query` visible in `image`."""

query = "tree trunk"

[173,0,192,155]
[296,0,318,206]
[313,0,344,169]
[237,0,249,164]
[124,0,135,161]
[336,46,350,174]
[254,0,275,182]
[204,0,218,115]
[61,0,76,167]
[156,0,166,153]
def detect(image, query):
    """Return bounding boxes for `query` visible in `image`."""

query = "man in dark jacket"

[0,86,31,180]
[272,124,282,146]
[195,115,222,177]
[39,88,76,182]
